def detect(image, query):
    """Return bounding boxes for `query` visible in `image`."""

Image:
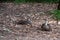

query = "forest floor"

[0,3,60,40]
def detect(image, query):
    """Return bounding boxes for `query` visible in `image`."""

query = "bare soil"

[0,3,60,40]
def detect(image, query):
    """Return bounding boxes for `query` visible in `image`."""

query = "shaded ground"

[0,3,60,40]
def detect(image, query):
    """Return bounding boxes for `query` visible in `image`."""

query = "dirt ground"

[0,3,60,40]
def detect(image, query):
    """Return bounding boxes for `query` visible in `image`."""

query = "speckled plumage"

[17,20,31,25]
[41,19,52,31]
[41,23,52,31]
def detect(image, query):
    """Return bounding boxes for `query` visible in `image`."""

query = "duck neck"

[45,20,48,25]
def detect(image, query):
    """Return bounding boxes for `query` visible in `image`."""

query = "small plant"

[50,10,60,25]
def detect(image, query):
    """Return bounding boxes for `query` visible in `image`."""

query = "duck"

[16,19,32,26]
[41,19,52,31]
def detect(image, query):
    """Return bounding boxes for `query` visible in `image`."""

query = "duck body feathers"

[41,23,52,31]
[16,20,32,25]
